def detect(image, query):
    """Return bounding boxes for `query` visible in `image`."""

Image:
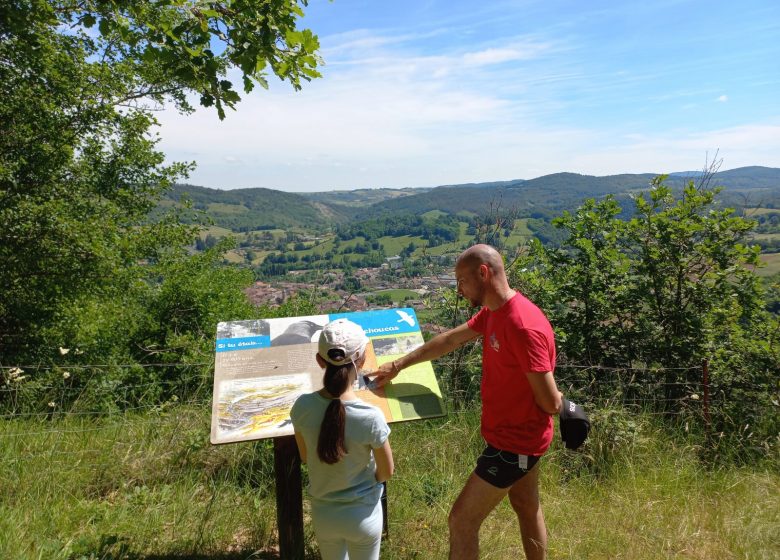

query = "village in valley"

[244,258,458,315]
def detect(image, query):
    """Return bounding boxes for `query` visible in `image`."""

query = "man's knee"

[508,487,540,518]
[448,501,481,534]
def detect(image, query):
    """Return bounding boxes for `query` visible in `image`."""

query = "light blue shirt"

[291,392,390,505]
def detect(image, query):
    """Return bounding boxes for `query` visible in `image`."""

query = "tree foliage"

[0,0,323,407]
[2,0,321,118]
[510,175,779,461]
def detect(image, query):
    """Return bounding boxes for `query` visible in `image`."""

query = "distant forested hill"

[301,187,433,207]
[160,183,353,230]
[358,173,658,218]
[358,168,780,219]
[158,167,780,231]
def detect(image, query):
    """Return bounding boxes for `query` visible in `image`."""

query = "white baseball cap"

[318,319,369,366]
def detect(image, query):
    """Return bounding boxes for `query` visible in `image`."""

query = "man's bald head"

[456,244,506,276]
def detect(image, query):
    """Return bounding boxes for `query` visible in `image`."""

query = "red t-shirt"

[467,292,556,455]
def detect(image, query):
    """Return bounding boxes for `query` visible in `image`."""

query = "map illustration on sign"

[211,308,445,444]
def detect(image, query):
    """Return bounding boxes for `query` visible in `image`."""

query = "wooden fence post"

[274,436,304,560]
[702,358,711,433]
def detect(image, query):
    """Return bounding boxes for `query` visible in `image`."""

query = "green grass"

[0,407,281,559]
[758,252,780,277]
[422,222,472,257]
[745,207,780,217]
[249,218,541,265]
[374,289,420,302]
[753,232,780,240]
[1,405,777,559]
[294,234,356,257]
[223,250,245,264]
[207,203,249,215]
[377,235,427,256]
[199,225,235,238]
[506,218,534,246]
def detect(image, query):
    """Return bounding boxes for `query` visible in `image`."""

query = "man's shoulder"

[508,293,550,323]
[502,299,553,348]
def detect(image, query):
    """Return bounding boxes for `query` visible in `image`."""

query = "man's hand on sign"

[365,360,400,389]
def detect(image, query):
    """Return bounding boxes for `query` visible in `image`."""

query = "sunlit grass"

[1,405,777,559]
[757,252,780,276]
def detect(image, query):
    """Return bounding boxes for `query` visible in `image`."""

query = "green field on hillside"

[223,250,245,264]
[758,252,780,276]
[753,233,780,242]
[745,207,780,216]
[421,222,471,256]
[207,202,249,215]
[295,235,364,257]
[378,235,428,256]
[374,288,420,302]
[505,218,533,245]
[199,225,235,238]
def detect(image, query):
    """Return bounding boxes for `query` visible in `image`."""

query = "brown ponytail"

[317,348,353,464]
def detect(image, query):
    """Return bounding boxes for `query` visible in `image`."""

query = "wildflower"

[59,347,70,355]
[7,368,26,383]
[48,401,56,408]
[62,371,71,380]
[74,349,84,355]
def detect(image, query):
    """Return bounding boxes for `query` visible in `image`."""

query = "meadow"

[1,403,777,560]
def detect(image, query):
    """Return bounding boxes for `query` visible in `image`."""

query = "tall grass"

[1,404,777,559]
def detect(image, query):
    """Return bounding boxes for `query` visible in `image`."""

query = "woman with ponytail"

[290,318,394,560]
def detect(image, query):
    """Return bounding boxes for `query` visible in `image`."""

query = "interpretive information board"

[210,308,444,445]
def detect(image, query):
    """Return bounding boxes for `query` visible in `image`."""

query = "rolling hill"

[160,183,352,230]
[159,167,780,231]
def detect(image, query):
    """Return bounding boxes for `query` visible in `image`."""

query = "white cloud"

[717,94,729,102]
[462,43,549,66]
[155,25,779,191]
[564,123,780,176]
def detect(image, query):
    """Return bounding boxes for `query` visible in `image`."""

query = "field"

[199,225,235,238]
[374,288,420,302]
[377,235,428,256]
[1,405,777,559]
[745,207,780,217]
[422,222,471,257]
[199,217,543,269]
[758,252,780,277]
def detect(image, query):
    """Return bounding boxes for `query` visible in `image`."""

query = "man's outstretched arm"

[367,322,481,387]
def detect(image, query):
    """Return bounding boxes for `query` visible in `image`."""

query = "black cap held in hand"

[559,398,590,450]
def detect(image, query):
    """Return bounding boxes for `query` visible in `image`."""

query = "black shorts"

[474,445,541,489]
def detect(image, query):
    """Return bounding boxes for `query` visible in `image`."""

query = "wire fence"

[1,352,776,486]
[0,357,757,447]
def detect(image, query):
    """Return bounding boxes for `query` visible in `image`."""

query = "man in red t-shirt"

[369,244,562,560]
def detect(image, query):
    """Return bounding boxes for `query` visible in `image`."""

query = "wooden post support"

[274,436,304,560]
[702,358,711,431]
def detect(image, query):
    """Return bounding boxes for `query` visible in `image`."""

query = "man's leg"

[507,462,546,560]
[448,473,510,560]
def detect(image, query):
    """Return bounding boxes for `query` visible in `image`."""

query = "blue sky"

[157,0,780,191]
